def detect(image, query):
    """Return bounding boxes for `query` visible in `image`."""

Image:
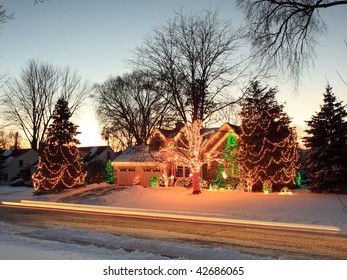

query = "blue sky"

[0,0,346,146]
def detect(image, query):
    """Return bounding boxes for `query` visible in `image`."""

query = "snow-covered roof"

[1,150,13,157]
[78,146,117,163]
[113,145,167,165]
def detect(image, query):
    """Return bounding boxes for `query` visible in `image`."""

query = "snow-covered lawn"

[1,184,346,260]
[9,184,343,232]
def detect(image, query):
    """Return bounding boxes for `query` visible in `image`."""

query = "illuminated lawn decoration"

[33,98,87,194]
[133,176,140,185]
[161,120,220,194]
[279,187,293,195]
[262,180,272,194]
[151,176,158,187]
[237,81,300,192]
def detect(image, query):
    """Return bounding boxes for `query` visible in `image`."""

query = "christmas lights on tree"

[104,159,115,184]
[237,81,300,192]
[212,133,239,189]
[161,120,220,194]
[33,98,87,194]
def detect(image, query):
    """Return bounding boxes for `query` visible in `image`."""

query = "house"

[113,122,240,187]
[78,146,119,183]
[0,149,39,185]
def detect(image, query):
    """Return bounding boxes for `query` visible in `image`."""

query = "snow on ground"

[0,221,264,260]
[0,184,346,259]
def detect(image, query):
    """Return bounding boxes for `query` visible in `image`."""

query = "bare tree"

[0,130,22,150]
[0,4,12,26]
[95,71,173,150]
[0,4,13,85]
[237,0,347,85]
[1,59,91,151]
[130,9,247,123]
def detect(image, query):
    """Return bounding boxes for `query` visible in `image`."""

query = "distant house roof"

[0,149,36,166]
[78,146,117,164]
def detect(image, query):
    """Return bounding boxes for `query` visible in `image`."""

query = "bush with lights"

[32,98,87,194]
[104,159,115,184]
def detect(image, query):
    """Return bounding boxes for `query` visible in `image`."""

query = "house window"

[175,166,183,177]
[0,173,8,181]
[144,168,161,172]
[119,168,135,172]
[19,160,24,167]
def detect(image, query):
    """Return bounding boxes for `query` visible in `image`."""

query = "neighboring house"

[0,149,39,185]
[79,146,119,183]
[113,122,240,187]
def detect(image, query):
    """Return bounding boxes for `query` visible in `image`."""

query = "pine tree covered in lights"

[237,81,300,192]
[304,85,347,193]
[33,98,87,194]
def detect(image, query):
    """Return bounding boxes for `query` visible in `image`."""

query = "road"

[1,205,347,259]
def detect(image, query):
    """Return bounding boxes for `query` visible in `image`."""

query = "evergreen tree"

[104,159,115,184]
[32,98,87,194]
[304,85,347,193]
[237,81,300,192]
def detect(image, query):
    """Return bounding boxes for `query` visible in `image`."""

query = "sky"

[0,0,346,146]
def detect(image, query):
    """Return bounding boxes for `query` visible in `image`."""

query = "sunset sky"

[0,0,346,146]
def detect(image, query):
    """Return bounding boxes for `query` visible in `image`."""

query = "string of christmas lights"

[237,81,300,192]
[33,98,87,194]
[160,120,221,194]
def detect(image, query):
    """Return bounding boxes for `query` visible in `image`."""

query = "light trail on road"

[0,200,340,234]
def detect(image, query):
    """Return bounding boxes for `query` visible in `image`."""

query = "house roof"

[78,146,116,163]
[154,122,185,139]
[113,145,169,166]
[0,149,38,167]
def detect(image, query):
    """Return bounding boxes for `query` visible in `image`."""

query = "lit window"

[175,166,183,177]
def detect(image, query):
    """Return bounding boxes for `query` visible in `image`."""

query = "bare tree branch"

[129,8,248,123]
[237,0,347,86]
[94,71,174,149]
[1,59,90,150]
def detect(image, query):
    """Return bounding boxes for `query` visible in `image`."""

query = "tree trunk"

[192,171,201,194]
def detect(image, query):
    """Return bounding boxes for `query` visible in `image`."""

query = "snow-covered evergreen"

[304,85,347,193]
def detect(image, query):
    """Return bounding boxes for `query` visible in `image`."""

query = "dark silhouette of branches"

[94,71,173,150]
[237,0,347,85]
[130,9,248,123]
[0,4,13,25]
[1,59,91,150]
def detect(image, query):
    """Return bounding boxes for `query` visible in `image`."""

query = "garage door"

[142,168,162,187]
[118,168,136,186]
